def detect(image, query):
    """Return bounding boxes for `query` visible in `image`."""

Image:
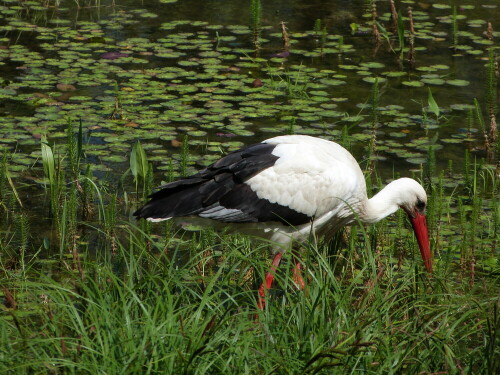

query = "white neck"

[360,179,406,223]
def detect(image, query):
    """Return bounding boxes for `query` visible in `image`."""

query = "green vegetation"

[0,0,498,373]
[250,0,262,49]
[2,228,498,374]
[1,120,498,373]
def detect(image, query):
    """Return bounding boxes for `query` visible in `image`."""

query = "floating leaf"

[383,71,407,78]
[421,78,445,85]
[363,76,386,84]
[447,79,470,87]
[402,81,424,87]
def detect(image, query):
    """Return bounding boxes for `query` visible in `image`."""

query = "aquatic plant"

[396,8,405,62]
[474,98,491,158]
[0,152,7,205]
[486,48,497,161]
[14,212,29,275]
[250,0,262,49]
[366,78,379,175]
[66,119,83,181]
[370,0,380,44]
[389,0,398,33]
[407,7,415,67]
[180,135,190,177]
[313,19,322,38]
[130,140,149,198]
[451,6,459,50]
[280,21,290,51]
[40,135,65,230]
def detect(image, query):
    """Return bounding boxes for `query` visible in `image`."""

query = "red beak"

[409,212,432,272]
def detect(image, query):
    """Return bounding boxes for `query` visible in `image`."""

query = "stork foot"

[257,252,283,310]
[292,261,306,290]
[292,249,306,290]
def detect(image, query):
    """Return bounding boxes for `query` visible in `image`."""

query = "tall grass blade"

[130,140,148,182]
[41,135,55,187]
[77,118,83,161]
[473,98,490,155]
[6,168,22,208]
[427,87,439,118]
[397,9,405,53]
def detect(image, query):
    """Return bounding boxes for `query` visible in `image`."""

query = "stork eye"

[416,199,426,211]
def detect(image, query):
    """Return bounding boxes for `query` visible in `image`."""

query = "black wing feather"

[219,184,310,226]
[133,142,312,226]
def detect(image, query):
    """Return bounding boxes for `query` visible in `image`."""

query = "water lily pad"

[388,131,407,138]
[416,66,438,72]
[101,154,128,163]
[339,65,365,71]
[421,78,445,85]
[430,64,449,70]
[383,71,407,78]
[226,25,251,34]
[446,79,469,87]
[441,138,466,144]
[450,104,475,111]
[360,62,385,69]
[406,157,427,164]
[466,50,484,56]
[402,81,424,87]
[357,70,372,77]
[363,77,386,84]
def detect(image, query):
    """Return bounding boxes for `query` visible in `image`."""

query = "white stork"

[134,135,432,308]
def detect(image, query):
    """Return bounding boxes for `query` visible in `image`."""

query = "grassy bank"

[0,136,498,373]
[1,226,498,374]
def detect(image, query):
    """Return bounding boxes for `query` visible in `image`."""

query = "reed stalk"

[337,35,344,55]
[486,22,493,41]
[0,152,7,204]
[15,212,29,275]
[180,135,189,177]
[451,6,458,50]
[389,0,398,33]
[99,192,118,255]
[407,7,415,67]
[463,149,472,197]
[367,78,379,175]
[396,9,405,63]
[81,165,93,220]
[250,0,262,50]
[313,19,321,37]
[486,48,497,162]
[287,117,296,135]
[474,98,491,158]
[371,0,380,44]
[280,21,290,51]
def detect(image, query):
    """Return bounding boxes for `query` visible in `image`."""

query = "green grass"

[0,124,498,374]
[1,226,498,374]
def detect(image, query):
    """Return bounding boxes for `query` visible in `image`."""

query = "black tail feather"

[133,142,279,221]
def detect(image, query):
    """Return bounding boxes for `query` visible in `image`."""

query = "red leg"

[292,249,305,290]
[257,252,283,309]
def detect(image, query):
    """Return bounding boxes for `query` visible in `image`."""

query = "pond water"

[0,0,498,250]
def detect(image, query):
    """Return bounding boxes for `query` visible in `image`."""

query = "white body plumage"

[243,135,367,245]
